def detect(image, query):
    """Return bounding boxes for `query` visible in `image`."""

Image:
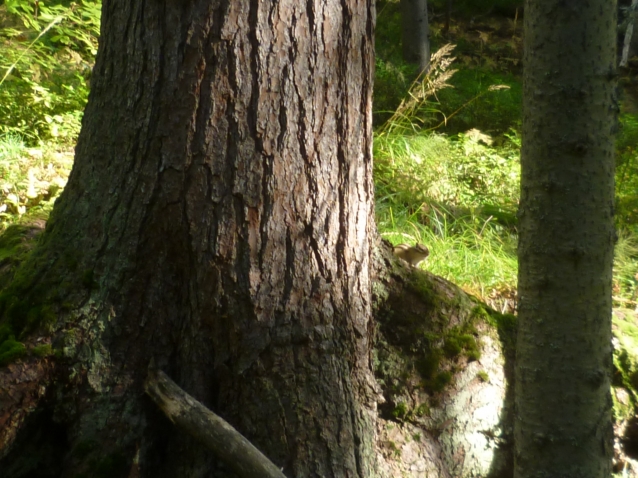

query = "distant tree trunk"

[620,0,638,67]
[0,1,377,477]
[516,0,617,476]
[443,0,452,36]
[401,0,430,73]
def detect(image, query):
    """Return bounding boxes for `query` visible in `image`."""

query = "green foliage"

[0,0,100,143]
[616,113,638,227]
[374,129,519,299]
[375,129,520,209]
[612,310,638,420]
[614,232,638,306]
[374,57,414,128]
[435,68,522,134]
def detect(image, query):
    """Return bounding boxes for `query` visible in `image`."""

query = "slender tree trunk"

[443,0,452,36]
[515,0,617,477]
[401,0,430,73]
[0,1,377,477]
[620,0,638,67]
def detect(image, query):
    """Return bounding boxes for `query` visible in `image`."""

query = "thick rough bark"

[0,1,377,477]
[516,0,617,476]
[401,0,430,73]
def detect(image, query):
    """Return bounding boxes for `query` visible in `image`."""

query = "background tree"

[401,0,430,72]
[0,0,377,476]
[515,0,617,476]
[620,0,638,67]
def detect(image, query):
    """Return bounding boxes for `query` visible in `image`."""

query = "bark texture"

[401,0,430,73]
[0,1,377,477]
[516,0,617,476]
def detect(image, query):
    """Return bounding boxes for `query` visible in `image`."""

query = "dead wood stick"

[144,365,286,478]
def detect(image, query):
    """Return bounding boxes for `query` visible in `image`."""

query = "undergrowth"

[0,134,73,231]
[0,0,100,143]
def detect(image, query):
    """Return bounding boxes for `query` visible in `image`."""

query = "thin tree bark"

[516,0,617,476]
[0,1,377,477]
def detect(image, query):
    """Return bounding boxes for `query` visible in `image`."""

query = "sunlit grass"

[375,127,638,313]
[614,231,638,309]
[377,194,518,311]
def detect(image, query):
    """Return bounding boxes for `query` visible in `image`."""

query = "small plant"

[392,402,409,420]
[379,44,459,135]
[387,440,402,458]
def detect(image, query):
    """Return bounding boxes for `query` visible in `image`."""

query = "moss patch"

[0,225,37,260]
[475,305,517,352]
[0,337,26,365]
[32,343,53,358]
[0,224,42,290]
[0,223,94,360]
[0,223,90,366]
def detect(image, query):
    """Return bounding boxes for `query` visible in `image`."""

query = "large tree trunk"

[0,1,377,477]
[516,0,617,476]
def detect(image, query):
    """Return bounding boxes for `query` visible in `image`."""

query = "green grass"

[435,68,522,135]
[375,141,519,307]
[374,128,520,306]
[616,113,638,227]
[614,232,638,308]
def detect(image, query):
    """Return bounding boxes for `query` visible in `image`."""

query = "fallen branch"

[144,364,286,478]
